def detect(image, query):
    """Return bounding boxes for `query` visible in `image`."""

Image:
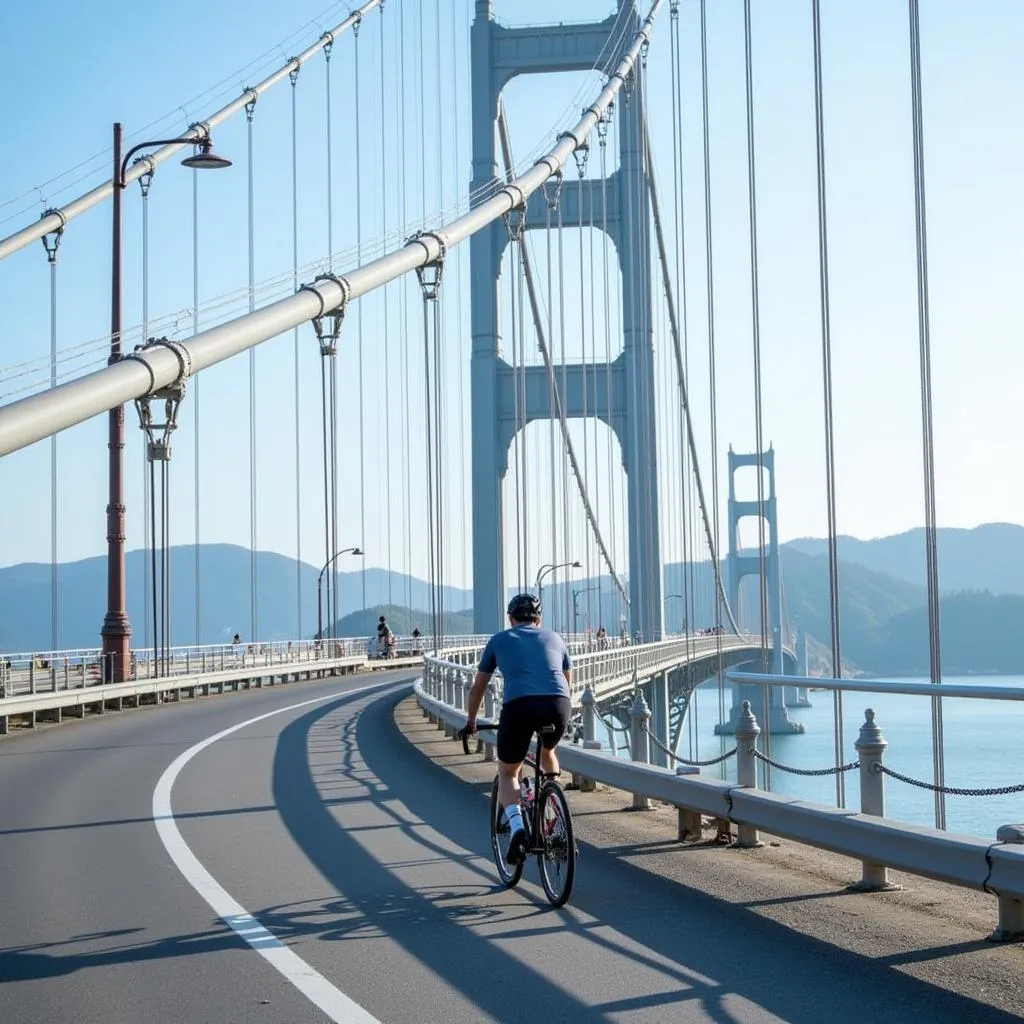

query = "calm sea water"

[603,675,1024,840]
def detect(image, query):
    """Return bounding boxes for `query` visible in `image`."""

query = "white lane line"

[152,681,393,1024]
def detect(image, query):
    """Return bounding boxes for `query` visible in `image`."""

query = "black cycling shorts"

[496,694,572,765]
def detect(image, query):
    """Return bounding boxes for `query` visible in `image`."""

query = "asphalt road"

[1,674,1021,1023]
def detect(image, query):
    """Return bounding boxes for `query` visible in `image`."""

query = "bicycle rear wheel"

[490,776,524,887]
[537,781,575,907]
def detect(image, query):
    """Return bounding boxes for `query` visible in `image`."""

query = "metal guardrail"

[415,680,1024,943]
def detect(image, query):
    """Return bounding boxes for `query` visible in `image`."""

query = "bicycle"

[460,721,576,907]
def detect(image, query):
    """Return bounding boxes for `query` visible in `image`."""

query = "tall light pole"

[535,560,581,628]
[101,124,231,682]
[664,593,684,635]
[572,585,600,633]
[317,547,364,642]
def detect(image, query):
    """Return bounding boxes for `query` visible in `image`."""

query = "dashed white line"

[152,681,391,1024]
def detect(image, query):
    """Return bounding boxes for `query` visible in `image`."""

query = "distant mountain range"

[783,523,1024,595]
[0,544,471,651]
[3,525,1024,675]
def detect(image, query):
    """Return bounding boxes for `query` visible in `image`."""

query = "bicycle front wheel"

[537,781,575,907]
[490,776,524,887]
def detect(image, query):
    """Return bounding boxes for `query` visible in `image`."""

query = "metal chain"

[875,762,1024,797]
[751,748,859,777]
[646,727,737,767]
[597,713,630,736]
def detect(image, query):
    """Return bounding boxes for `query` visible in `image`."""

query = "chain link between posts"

[873,762,1024,798]
[750,748,859,777]
[645,726,737,767]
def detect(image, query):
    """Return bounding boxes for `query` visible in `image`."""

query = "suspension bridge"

[1,2,1022,1021]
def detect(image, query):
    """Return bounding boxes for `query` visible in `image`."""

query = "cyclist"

[465,593,572,864]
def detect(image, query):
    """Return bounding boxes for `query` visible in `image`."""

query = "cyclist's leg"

[537,696,572,776]
[496,698,535,861]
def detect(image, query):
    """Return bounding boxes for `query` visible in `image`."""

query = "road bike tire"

[490,776,524,888]
[537,780,575,907]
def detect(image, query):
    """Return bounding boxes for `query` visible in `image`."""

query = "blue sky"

[0,0,1022,604]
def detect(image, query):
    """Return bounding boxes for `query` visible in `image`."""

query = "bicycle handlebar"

[459,721,498,755]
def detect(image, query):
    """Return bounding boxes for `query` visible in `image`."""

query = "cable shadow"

[369,693,1024,1024]
[270,693,603,1022]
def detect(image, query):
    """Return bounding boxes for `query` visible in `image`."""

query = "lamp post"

[535,560,581,628]
[317,547,363,644]
[572,585,600,633]
[664,593,683,636]
[101,124,231,682]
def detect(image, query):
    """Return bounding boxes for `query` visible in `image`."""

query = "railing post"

[992,824,1024,942]
[855,708,891,889]
[481,685,495,762]
[577,685,601,792]
[735,700,763,848]
[629,690,652,810]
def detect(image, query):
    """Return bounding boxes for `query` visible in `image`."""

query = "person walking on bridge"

[464,594,573,864]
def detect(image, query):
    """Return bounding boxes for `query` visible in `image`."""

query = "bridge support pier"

[716,681,805,736]
[648,671,671,769]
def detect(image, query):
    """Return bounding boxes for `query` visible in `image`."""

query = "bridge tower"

[469,0,662,639]
[720,446,803,735]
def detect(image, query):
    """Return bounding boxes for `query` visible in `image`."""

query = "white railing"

[422,633,771,709]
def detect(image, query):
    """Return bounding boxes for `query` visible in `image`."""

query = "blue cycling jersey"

[478,625,572,702]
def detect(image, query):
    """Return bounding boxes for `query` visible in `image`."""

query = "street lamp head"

[181,139,232,170]
[351,547,363,556]
[571,560,582,568]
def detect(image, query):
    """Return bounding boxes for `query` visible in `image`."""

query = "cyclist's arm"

[466,671,492,724]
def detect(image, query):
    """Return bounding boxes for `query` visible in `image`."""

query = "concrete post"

[676,765,703,841]
[855,708,890,890]
[735,700,763,848]
[577,685,602,792]
[482,686,496,762]
[992,824,1024,942]
[629,690,652,810]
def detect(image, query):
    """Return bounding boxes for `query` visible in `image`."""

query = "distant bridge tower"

[720,446,803,735]
[726,446,784,674]
[469,0,662,639]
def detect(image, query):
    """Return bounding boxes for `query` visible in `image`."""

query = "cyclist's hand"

[460,721,477,755]
[465,718,478,735]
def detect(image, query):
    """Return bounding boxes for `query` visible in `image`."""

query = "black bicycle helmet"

[507,593,542,622]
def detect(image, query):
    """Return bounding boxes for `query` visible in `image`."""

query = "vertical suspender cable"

[453,0,468,592]
[557,182,570,630]
[599,115,618,624]
[290,63,303,638]
[139,171,153,652]
[41,214,64,653]
[245,97,258,643]
[321,37,337,642]
[421,289,438,645]
[400,7,413,614]
[699,0,728,750]
[576,146,591,622]
[434,0,446,626]
[545,180,559,600]
[742,0,771,675]
[623,76,641,637]
[380,6,393,610]
[511,244,524,587]
[192,167,201,645]
[811,0,845,805]
[908,0,945,829]
[355,19,367,616]
[669,1,692,654]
